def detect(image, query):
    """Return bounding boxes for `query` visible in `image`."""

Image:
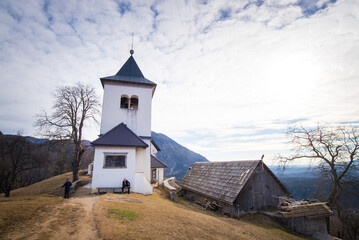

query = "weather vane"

[130,33,134,55]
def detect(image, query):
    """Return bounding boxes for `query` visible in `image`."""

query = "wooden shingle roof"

[180,160,262,205]
[280,203,333,218]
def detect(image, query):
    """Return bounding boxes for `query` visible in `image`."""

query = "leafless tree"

[0,133,34,197]
[278,124,359,209]
[35,82,100,182]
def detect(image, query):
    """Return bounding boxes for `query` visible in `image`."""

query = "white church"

[91,49,167,195]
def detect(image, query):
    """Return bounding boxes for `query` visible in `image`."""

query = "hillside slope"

[0,173,305,240]
[152,131,209,179]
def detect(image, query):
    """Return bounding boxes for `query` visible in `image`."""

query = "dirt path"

[3,186,102,240]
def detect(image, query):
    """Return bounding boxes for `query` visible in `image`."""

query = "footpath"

[3,186,101,240]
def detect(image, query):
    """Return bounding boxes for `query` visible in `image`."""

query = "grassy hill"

[0,170,90,234]
[6,171,90,197]
[0,172,306,240]
[95,193,305,240]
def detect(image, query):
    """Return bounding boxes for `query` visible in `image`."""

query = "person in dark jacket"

[61,178,72,198]
[122,178,130,194]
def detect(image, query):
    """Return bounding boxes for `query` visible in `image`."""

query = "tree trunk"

[2,177,13,198]
[4,187,11,197]
[328,181,342,209]
[72,160,79,182]
[72,144,84,182]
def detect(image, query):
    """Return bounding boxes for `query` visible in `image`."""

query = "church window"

[120,95,129,108]
[130,96,138,109]
[120,95,139,110]
[104,154,127,168]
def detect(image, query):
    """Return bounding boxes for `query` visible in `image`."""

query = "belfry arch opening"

[120,95,129,109]
[130,95,138,109]
[120,95,139,110]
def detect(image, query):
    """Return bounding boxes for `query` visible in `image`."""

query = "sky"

[0,0,358,164]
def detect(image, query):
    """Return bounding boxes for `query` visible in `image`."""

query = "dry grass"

[0,172,308,240]
[0,170,90,236]
[3,170,91,197]
[94,192,306,240]
[0,195,64,234]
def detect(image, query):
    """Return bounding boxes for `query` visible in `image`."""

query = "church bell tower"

[99,50,156,136]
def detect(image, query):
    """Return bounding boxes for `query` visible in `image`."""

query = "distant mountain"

[151,131,209,180]
[268,166,323,200]
[24,136,92,148]
[2,134,48,144]
[25,136,48,144]
[268,166,316,178]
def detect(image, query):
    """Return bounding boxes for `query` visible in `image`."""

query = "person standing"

[122,178,130,194]
[61,178,72,198]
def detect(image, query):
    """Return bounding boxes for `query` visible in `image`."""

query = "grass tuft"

[107,209,138,220]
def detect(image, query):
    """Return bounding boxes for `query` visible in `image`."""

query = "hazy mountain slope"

[151,131,209,180]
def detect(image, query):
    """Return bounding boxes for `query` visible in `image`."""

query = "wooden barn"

[179,160,290,216]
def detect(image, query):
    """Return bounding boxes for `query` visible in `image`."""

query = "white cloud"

[0,0,358,163]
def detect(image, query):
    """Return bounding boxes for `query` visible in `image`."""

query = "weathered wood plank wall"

[236,166,287,213]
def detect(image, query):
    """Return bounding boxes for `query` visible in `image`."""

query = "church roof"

[91,123,148,148]
[100,55,157,89]
[151,139,161,151]
[179,160,290,205]
[151,155,167,168]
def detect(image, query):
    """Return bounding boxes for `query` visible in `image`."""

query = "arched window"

[130,95,138,109]
[120,95,129,109]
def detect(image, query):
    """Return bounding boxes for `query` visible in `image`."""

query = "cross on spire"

[130,33,134,55]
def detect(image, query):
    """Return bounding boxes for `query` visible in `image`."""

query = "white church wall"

[134,172,144,193]
[158,168,164,185]
[143,174,153,195]
[100,82,152,137]
[92,147,136,189]
[135,139,151,182]
[134,172,153,195]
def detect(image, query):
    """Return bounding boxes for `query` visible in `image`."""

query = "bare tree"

[35,82,100,182]
[278,125,359,209]
[0,133,33,197]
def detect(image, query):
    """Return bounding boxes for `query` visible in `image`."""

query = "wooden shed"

[278,202,333,236]
[179,160,290,216]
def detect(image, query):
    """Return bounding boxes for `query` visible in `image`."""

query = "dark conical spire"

[115,55,144,78]
[100,51,157,91]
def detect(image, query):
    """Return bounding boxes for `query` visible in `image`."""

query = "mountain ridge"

[151,131,209,180]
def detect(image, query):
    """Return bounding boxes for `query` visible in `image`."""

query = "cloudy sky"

[1,0,358,164]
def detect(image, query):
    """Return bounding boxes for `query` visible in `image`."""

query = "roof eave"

[100,77,156,86]
[180,185,234,205]
[101,78,157,97]
[92,143,148,148]
[152,84,156,97]
[151,154,167,168]
[151,139,161,152]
